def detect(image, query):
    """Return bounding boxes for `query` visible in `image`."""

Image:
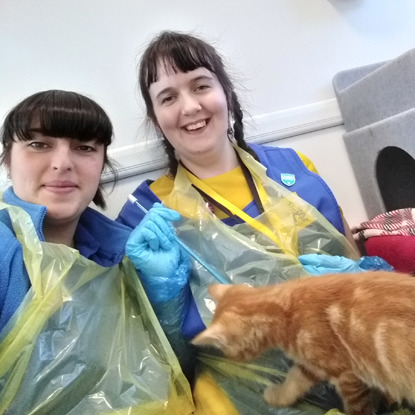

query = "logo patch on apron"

[281,173,296,187]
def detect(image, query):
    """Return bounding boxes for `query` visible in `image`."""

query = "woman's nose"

[51,143,74,171]
[181,93,202,116]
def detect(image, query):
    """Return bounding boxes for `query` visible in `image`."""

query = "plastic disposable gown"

[159,146,404,414]
[0,200,194,415]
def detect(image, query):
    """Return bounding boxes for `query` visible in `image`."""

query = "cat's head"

[192,283,269,361]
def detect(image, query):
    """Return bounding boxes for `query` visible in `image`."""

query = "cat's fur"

[192,271,415,415]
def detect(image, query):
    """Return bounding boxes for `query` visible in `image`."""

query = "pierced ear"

[191,324,226,350]
[208,284,231,301]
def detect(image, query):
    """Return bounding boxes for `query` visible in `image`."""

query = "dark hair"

[0,89,116,208]
[138,30,258,176]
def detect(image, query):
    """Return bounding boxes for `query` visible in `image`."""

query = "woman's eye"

[195,84,210,92]
[77,145,96,152]
[161,95,175,105]
[28,141,48,150]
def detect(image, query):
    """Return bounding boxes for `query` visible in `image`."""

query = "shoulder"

[250,143,298,163]
[0,220,21,259]
[249,144,315,174]
[249,144,344,233]
[2,187,47,239]
[0,220,28,331]
[295,152,319,174]
[150,174,175,200]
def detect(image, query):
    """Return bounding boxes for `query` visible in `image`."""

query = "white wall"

[2,0,415,226]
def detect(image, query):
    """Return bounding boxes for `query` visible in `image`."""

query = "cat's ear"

[208,284,232,301]
[191,324,227,350]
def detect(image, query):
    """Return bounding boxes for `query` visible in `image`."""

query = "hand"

[126,203,182,277]
[298,254,361,275]
[126,203,190,302]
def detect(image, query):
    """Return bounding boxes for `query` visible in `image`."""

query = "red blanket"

[353,208,415,273]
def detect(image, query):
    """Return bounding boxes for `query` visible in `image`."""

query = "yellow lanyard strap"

[185,170,292,254]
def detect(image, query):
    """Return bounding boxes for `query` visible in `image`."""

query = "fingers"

[140,220,174,251]
[141,226,172,250]
[128,203,181,254]
[130,210,179,252]
[146,204,181,243]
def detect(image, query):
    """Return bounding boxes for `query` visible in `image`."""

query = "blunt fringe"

[0,89,116,208]
[138,31,258,175]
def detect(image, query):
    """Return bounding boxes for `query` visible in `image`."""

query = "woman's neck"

[180,142,239,179]
[43,221,77,247]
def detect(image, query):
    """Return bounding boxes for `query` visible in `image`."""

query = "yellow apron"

[0,199,194,415]
[161,146,357,414]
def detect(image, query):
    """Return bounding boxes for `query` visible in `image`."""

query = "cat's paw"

[263,384,298,407]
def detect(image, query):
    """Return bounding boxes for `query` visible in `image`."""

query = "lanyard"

[238,152,265,215]
[187,152,265,221]
[183,164,288,253]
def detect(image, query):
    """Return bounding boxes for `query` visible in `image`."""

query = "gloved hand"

[126,203,190,303]
[298,254,362,275]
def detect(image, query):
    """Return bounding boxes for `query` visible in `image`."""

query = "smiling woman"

[116,31,368,415]
[0,89,194,414]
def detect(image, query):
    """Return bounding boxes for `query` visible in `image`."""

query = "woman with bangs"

[117,31,383,415]
[0,90,194,414]
[0,89,120,328]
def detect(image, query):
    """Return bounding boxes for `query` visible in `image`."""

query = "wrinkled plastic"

[0,200,194,415]
[158,146,359,414]
[164,146,359,325]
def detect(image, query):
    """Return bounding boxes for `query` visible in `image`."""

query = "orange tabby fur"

[192,271,415,415]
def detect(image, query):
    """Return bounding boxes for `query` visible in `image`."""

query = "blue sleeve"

[0,234,30,334]
[150,284,198,384]
[117,188,197,382]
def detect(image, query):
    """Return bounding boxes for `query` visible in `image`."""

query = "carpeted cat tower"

[333,49,415,272]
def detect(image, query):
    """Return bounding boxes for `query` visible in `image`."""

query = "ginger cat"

[192,271,415,415]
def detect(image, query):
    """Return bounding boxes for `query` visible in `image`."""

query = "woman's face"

[149,66,230,164]
[9,133,105,227]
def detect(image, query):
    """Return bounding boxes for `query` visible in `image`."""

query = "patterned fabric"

[353,208,415,240]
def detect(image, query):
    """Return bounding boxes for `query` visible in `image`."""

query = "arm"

[125,203,196,382]
[0,223,31,334]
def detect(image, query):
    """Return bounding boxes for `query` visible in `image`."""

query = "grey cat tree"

[333,48,415,219]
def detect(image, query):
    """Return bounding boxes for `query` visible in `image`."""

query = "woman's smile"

[42,180,79,194]
[182,119,208,132]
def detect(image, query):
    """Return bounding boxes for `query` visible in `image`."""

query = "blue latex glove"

[298,254,362,275]
[126,203,190,302]
[298,254,394,276]
[357,256,394,272]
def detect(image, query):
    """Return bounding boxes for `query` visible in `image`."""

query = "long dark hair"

[0,89,116,208]
[139,30,258,176]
